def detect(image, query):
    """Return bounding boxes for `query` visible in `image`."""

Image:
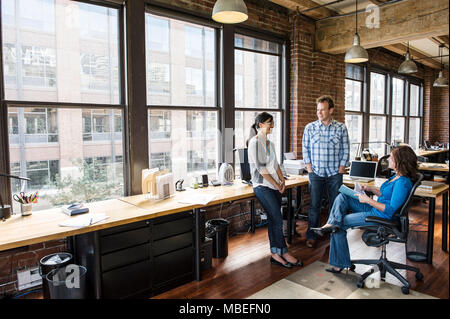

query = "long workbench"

[0,175,308,298]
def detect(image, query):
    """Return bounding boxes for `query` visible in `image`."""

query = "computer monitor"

[349,160,378,181]
[237,149,252,183]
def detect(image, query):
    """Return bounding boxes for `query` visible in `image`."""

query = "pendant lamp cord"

[355,0,358,35]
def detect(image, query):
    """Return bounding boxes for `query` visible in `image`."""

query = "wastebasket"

[46,264,87,299]
[205,218,230,258]
[39,252,73,299]
[406,223,428,262]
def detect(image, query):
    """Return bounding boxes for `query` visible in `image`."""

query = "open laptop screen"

[349,161,378,179]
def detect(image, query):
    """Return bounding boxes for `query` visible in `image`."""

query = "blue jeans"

[253,186,287,255]
[327,193,383,269]
[307,172,343,240]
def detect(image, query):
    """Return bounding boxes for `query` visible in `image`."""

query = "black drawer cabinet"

[71,211,195,299]
[102,260,152,299]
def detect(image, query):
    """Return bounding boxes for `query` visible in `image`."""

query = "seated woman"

[311,145,418,273]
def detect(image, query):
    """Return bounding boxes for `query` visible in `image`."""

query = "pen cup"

[21,203,32,216]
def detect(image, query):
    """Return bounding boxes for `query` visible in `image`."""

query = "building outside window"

[2,0,124,212]
[145,12,218,185]
[234,33,284,177]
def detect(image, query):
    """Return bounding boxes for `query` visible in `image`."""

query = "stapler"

[175,179,185,191]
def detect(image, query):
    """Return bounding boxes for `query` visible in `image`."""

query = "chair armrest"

[365,216,400,228]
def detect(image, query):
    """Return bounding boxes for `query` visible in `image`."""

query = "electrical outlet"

[17,266,42,291]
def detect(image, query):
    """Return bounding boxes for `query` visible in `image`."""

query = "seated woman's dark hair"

[391,146,418,182]
[246,112,273,147]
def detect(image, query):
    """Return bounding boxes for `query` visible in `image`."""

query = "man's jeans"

[307,172,343,240]
[253,186,288,255]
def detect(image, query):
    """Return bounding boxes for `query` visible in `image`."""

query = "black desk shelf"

[70,211,194,299]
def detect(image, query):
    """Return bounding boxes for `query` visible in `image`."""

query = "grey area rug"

[247,261,437,299]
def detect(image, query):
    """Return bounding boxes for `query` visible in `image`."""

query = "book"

[417,181,445,191]
[61,203,89,216]
[339,184,365,198]
[59,213,109,228]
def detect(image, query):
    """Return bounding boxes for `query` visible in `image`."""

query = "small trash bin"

[39,252,73,299]
[205,218,230,258]
[46,264,87,299]
[406,223,428,262]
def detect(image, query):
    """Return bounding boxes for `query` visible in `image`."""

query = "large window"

[2,0,124,213]
[344,64,364,159]
[345,65,423,161]
[145,13,219,185]
[408,83,422,149]
[234,33,283,176]
[1,1,288,212]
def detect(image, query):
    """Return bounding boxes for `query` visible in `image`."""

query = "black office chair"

[376,155,392,178]
[349,173,424,295]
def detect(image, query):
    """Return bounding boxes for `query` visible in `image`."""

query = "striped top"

[302,119,350,177]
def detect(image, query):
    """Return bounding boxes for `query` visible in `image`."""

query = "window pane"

[345,64,364,81]
[345,79,361,111]
[409,118,421,150]
[8,107,124,213]
[148,110,218,186]
[370,72,385,114]
[145,13,216,107]
[234,111,281,178]
[392,78,404,115]
[345,114,362,160]
[234,50,279,108]
[369,115,386,156]
[391,116,405,143]
[410,84,420,116]
[234,34,281,55]
[1,0,120,104]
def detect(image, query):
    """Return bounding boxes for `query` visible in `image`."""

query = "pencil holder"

[21,203,32,216]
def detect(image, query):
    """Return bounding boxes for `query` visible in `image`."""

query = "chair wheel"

[415,272,424,281]
[357,280,364,288]
[401,286,409,295]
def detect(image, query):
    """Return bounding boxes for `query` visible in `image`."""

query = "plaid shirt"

[302,119,350,177]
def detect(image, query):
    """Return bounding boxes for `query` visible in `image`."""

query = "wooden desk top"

[343,175,449,198]
[418,162,449,173]
[0,199,149,252]
[0,176,309,252]
[120,175,309,212]
[416,148,449,157]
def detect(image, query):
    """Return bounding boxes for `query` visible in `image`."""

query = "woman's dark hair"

[246,112,273,147]
[391,146,418,182]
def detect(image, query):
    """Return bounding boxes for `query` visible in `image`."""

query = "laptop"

[347,160,378,182]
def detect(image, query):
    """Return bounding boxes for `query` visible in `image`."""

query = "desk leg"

[287,189,292,244]
[194,208,201,281]
[442,192,448,252]
[427,198,436,265]
[251,199,255,233]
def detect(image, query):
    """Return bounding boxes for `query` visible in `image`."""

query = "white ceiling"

[311,0,449,67]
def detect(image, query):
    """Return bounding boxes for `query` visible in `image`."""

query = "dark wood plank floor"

[153,195,449,299]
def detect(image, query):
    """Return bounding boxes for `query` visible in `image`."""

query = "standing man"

[302,95,350,248]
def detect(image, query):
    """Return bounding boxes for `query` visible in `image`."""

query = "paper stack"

[283,159,305,175]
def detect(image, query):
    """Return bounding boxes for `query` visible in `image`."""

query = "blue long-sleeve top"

[373,174,413,219]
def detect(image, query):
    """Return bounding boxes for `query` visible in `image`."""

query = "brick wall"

[0,240,67,296]
[424,68,449,144]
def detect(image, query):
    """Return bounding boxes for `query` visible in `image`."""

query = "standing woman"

[247,112,302,268]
